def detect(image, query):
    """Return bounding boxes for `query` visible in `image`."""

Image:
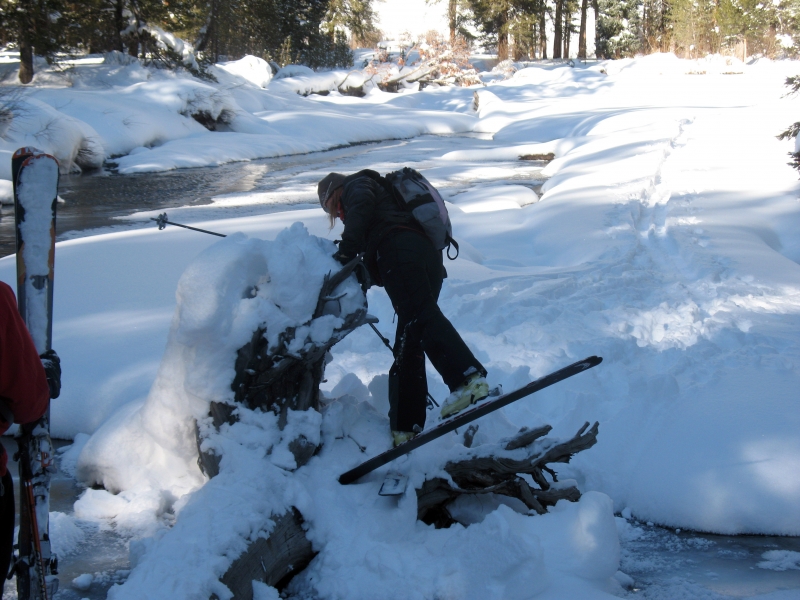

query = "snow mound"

[273,64,315,80]
[74,223,359,517]
[215,55,273,88]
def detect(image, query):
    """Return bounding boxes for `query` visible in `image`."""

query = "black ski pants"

[377,230,485,433]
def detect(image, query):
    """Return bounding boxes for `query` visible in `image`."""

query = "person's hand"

[332,250,352,266]
[40,349,61,399]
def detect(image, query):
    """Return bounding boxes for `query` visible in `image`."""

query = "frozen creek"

[2,135,799,599]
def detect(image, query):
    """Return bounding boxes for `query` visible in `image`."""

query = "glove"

[39,349,61,399]
[332,250,352,266]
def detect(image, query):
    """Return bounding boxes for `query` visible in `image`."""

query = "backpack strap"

[446,235,459,260]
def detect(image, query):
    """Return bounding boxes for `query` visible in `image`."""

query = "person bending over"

[318,170,488,446]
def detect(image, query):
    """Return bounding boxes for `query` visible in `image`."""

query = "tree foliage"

[0,0,365,82]
[779,75,800,175]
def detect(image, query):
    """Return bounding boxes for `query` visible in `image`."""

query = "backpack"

[383,167,459,259]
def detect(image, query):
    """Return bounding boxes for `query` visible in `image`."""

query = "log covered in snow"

[201,258,369,598]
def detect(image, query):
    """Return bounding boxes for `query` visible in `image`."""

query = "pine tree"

[0,0,67,82]
[323,0,378,47]
[669,0,718,56]
[596,0,642,57]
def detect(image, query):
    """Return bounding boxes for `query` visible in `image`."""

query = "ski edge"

[338,355,602,485]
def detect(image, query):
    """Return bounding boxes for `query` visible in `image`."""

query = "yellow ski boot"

[440,373,490,419]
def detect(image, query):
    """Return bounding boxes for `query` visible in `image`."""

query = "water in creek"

[0,135,497,258]
[0,141,382,258]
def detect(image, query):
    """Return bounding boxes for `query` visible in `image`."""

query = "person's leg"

[380,232,486,430]
[387,314,428,432]
[0,470,15,585]
[381,233,432,433]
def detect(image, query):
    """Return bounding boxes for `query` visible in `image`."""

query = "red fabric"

[0,281,50,475]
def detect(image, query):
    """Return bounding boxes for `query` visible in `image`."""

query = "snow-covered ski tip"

[12,146,60,600]
[339,355,603,484]
[13,147,58,354]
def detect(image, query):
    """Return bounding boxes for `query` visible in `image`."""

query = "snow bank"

[0,54,477,180]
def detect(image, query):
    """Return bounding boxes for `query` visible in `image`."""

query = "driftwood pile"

[417,422,600,528]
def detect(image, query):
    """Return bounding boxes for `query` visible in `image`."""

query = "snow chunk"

[758,550,800,571]
[50,512,87,557]
[71,573,94,591]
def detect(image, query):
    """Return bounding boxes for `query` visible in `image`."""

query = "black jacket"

[337,170,424,282]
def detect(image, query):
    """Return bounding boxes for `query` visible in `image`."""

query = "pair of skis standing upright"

[9,147,60,600]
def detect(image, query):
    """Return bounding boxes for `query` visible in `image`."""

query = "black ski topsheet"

[338,355,603,485]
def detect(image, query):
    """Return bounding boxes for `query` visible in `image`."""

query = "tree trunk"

[212,509,315,600]
[540,10,548,59]
[554,0,563,59]
[564,8,572,57]
[113,0,125,52]
[578,0,588,58]
[497,9,509,61]
[449,0,458,42]
[17,0,34,84]
[593,0,600,56]
[18,39,33,84]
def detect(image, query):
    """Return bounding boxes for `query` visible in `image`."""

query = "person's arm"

[0,282,50,428]
[337,177,378,260]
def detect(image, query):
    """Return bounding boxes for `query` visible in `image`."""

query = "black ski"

[338,355,603,485]
[13,147,60,600]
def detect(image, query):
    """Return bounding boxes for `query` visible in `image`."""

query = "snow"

[50,511,87,557]
[71,573,94,591]
[215,55,273,88]
[1,50,800,598]
[758,551,800,571]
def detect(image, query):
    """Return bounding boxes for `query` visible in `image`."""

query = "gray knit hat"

[317,173,346,211]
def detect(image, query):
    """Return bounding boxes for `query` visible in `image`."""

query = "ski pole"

[151,213,226,237]
[367,323,439,408]
[369,322,393,352]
